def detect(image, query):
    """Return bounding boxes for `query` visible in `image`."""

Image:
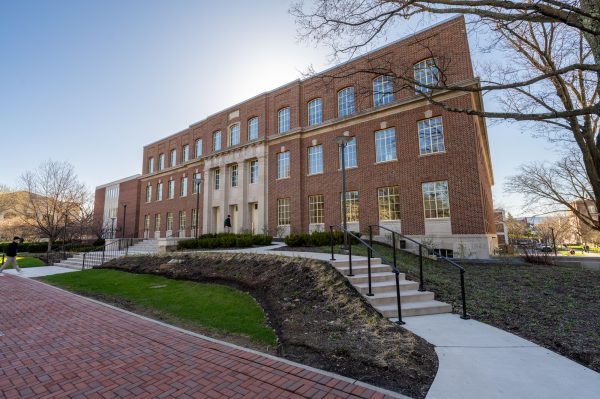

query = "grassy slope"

[41,269,277,345]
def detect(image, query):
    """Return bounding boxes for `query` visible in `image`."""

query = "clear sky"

[0,0,559,216]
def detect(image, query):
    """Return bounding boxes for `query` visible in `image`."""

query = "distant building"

[494,209,508,246]
[567,199,599,244]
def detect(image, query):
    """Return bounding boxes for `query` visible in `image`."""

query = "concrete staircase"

[331,257,451,317]
[54,240,160,270]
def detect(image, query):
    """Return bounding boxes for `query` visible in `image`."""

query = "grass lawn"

[321,243,600,372]
[1,256,45,268]
[40,269,277,346]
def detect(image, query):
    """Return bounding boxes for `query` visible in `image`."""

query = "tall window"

[342,191,359,222]
[170,149,177,167]
[414,58,439,94]
[166,212,173,231]
[277,151,290,179]
[157,182,163,201]
[229,124,240,146]
[180,177,188,197]
[214,169,221,190]
[155,214,161,230]
[422,181,450,218]
[192,173,201,194]
[144,215,150,231]
[339,137,357,168]
[308,98,323,126]
[248,117,259,140]
[378,186,401,221]
[168,180,175,199]
[373,75,394,107]
[213,131,222,151]
[338,87,355,117]
[278,107,290,134]
[375,128,397,163]
[249,160,259,184]
[145,185,152,203]
[230,164,238,187]
[148,157,155,174]
[179,211,186,230]
[418,116,445,155]
[191,209,197,229]
[158,154,165,170]
[308,145,323,175]
[195,138,203,158]
[182,144,189,162]
[277,198,291,226]
[308,195,324,224]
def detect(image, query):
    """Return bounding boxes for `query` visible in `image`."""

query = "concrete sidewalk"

[0,265,78,278]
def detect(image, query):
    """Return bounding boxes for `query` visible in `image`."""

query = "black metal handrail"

[330,225,405,325]
[369,224,470,320]
[82,238,143,270]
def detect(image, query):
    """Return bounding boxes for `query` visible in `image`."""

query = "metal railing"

[82,238,144,270]
[330,225,406,325]
[368,225,470,320]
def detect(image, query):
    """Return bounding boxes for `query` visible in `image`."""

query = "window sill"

[374,159,398,165]
[307,172,324,177]
[419,151,446,157]
[337,166,358,171]
[276,176,291,181]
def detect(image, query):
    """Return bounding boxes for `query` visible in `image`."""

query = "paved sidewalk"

[0,275,403,399]
[1,266,78,278]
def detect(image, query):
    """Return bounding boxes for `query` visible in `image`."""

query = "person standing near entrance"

[224,215,232,233]
[0,237,23,275]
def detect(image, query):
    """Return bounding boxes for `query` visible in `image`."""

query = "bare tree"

[19,160,88,252]
[292,1,600,230]
[534,214,573,245]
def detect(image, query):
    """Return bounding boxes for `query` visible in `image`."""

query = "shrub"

[283,231,360,247]
[252,234,273,246]
[284,233,308,247]
[176,233,273,250]
[235,235,254,247]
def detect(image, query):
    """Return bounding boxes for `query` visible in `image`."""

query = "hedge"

[283,231,360,247]
[177,233,273,250]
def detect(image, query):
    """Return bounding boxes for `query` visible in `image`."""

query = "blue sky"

[0,1,559,216]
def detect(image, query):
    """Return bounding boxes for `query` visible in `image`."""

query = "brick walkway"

[0,276,400,399]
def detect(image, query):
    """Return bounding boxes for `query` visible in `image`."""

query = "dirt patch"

[101,253,437,398]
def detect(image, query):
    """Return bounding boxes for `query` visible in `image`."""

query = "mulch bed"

[101,253,437,398]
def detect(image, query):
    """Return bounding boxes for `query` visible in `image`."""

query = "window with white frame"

[342,191,359,223]
[378,186,401,221]
[195,138,203,158]
[182,144,189,162]
[166,212,173,231]
[229,124,240,146]
[145,185,152,203]
[338,87,355,117]
[308,98,323,126]
[230,164,238,187]
[168,180,175,199]
[179,211,186,230]
[308,145,323,175]
[278,107,290,134]
[277,198,291,226]
[418,116,445,155]
[339,137,357,168]
[277,151,290,179]
[144,215,150,231]
[191,208,197,229]
[308,194,324,224]
[170,149,177,167]
[414,58,439,94]
[192,173,201,194]
[157,182,163,201]
[249,160,259,184]
[248,117,258,140]
[180,177,188,197]
[158,154,165,170]
[148,157,155,174]
[375,128,397,163]
[214,168,221,190]
[373,75,394,107]
[213,131,222,151]
[422,181,450,218]
[155,214,161,230]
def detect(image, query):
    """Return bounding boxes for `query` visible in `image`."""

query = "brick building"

[94,16,498,258]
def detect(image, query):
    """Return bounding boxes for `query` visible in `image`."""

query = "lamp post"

[110,217,116,239]
[62,211,68,258]
[336,135,353,250]
[194,176,202,239]
[122,204,127,238]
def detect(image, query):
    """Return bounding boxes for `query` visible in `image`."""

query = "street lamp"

[122,204,128,238]
[110,217,116,239]
[62,211,68,258]
[194,176,202,239]
[336,135,353,250]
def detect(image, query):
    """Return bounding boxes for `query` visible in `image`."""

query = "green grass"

[1,256,45,268]
[40,269,277,345]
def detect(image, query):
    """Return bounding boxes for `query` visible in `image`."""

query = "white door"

[250,203,258,234]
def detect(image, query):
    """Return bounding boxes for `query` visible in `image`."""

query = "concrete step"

[348,272,405,284]
[365,290,435,305]
[330,258,382,268]
[377,300,453,317]
[334,264,391,275]
[355,279,419,294]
